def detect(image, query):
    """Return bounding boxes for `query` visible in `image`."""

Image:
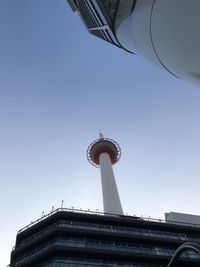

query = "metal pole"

[167,242,200,267]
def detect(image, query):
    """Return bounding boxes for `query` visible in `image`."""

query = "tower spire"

[99,129,104,140]
[87,134,123,215]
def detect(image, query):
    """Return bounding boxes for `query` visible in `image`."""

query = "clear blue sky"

[1,1,200,265]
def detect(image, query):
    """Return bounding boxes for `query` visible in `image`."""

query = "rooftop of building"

[17,207,200,236]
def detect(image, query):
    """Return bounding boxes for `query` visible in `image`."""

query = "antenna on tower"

[99,129,104,139]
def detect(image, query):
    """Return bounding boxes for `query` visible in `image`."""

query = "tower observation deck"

[87,133,123,215]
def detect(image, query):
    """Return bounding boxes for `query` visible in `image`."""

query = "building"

[66,0,135,52]
[10,208,200,267]
[66,0,200,87]
[9,135,200,266]
[165,212,200,226]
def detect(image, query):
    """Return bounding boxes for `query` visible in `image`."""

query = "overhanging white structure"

[87,134,123,215]
[67,0,200,86]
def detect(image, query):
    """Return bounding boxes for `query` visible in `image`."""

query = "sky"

[1,1,200,266]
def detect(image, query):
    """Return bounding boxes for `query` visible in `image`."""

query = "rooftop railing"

[17,207,200,235]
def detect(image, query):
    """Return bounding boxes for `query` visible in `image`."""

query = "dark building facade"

[10,209,200,267]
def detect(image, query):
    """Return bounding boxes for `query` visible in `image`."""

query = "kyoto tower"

[87,133,123,215]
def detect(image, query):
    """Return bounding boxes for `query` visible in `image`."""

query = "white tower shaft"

[99,152,123,215]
